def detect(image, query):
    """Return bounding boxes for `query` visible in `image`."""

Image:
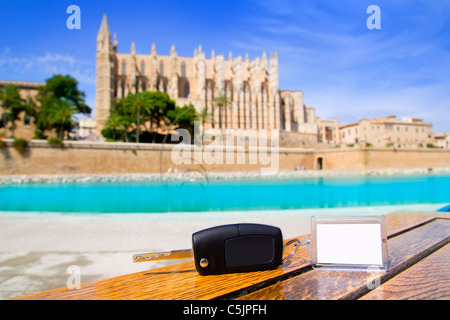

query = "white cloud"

[0,48,95,85]
[36,53,76,66]
[238,2,450,132]
[0,47,97,114]
[305,82,450,133]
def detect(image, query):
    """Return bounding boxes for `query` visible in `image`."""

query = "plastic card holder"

[310,215,388,272]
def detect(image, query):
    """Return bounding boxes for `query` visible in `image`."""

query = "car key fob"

[192,223,283,275]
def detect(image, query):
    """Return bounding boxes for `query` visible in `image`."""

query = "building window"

[121,82,125,97]
[23,116,31,125]
[160,61,164,76]
[183,82,190,98]
[325,126,333,141]
[181,62,186,78]
[141,81,147,92]
[121,61,126,76]
[140,61,145,75]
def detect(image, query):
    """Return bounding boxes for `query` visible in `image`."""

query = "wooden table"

[13,211,450,300]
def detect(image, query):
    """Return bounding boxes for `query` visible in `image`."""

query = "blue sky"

[1,0,449,132]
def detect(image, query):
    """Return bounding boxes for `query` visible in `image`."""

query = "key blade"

[132,249,193,263]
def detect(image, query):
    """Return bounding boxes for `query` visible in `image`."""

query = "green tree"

[122,92,152,142]
[198,107,213,124]
[38,74,90,114]
[213,92,230,128]
[34,93,55,138]
[35,75,90,139]
[167,104,198,136]
[0,84,30,138]
[143,91,176,133]
[104,99,134,142]
[49,99,77,140]
[103,91,177,143]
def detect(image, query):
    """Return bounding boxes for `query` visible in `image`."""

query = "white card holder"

[309,215,388,272]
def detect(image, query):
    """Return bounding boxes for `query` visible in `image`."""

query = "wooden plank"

[360,244,450,300]
[13,211,447,300]
[384,211,439,236]
[14,235,313,300]
[237,219,450,300]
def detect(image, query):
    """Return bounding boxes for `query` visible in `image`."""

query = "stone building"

[433,132,450,149]
[339,115,433,148]
[95,14,322,140]
[316,117,340,144]
[0,80,44,140]
[77,118,97,140]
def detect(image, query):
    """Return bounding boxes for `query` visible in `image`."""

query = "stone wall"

[1,140,449,175]
[314,148,450,171]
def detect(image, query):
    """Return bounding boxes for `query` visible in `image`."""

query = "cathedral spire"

[112,32,118,51]
[97,13,111,51]
[151,43,157,56]
[98,13,110,38]
[131,41,136,55]
[261,51,268,69]
[170,44,177,56]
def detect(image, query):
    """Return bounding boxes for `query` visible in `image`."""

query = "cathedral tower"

[95,14,114,136]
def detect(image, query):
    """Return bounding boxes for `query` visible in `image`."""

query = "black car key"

[133,223,291,275]
[192,223,283,275]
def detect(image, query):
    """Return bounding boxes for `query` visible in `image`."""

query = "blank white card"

[316,223,383,266]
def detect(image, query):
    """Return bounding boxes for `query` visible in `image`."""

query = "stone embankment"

[1,167,449,185]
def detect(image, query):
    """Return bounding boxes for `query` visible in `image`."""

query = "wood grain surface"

[360,244,450,300]
[13,211,449,300]
[237,218,450,300]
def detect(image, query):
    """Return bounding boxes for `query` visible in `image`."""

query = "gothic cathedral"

[95,14,318,138]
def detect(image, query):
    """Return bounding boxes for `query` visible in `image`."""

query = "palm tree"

[167,104,198,137]
[34,74,89,139]
[197,107,213,137]
[213,93,230,129]
[198,107,213,124]
[213,93,231,144]
[101,91,177,143]
[105,113,128,142]
[49,99,77,140]
[123,92,153,142]
[0,84,26,138]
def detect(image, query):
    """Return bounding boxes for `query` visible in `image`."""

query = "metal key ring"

[282,239,301,264]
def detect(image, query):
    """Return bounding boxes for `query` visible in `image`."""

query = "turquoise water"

[0,175,448,213]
